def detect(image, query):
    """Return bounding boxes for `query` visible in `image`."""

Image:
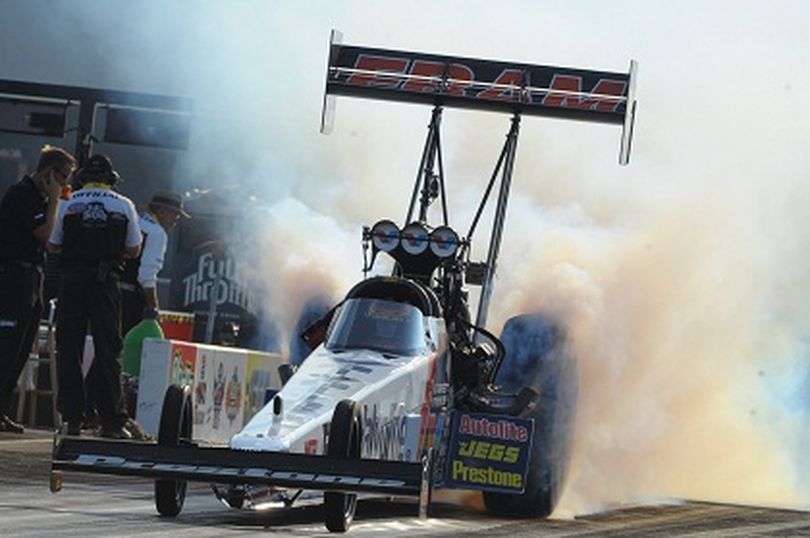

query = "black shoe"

[0,415,24,434]
[82,410,100,430]
[123,418,154,442]
[100,426,133,440]
[65,423,81,436]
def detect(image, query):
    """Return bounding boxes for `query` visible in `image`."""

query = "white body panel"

[230,319,446,462]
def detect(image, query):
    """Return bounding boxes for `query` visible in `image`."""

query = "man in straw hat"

[120,189,190,334]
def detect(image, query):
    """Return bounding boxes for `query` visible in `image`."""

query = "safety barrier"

[136,338,286,444]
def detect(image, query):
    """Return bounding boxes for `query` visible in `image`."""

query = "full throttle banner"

[327,45,630,123]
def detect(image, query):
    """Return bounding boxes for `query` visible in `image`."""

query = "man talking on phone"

[0,145,76,433]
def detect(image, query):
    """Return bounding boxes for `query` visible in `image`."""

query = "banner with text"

[443,412,534,494]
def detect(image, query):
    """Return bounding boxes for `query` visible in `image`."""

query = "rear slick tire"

[324,399,362,533]
[483,314,578,518]
[155,384,192,517]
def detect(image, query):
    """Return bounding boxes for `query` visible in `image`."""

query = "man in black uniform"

[85,190,187,427]
[0,145,75,433]
[47,155,141,438]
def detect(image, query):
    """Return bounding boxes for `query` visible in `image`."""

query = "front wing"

[52,437,424,497]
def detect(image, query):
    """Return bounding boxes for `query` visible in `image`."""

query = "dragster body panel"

[230,317,448,462]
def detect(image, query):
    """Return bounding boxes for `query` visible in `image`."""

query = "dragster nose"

[229,433,289,452]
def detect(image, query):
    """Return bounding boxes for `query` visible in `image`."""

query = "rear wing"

[321,30,638,164]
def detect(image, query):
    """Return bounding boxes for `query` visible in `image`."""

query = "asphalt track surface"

[3,430,810,537]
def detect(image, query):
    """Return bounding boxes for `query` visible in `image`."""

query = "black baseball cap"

[77,154,121,184]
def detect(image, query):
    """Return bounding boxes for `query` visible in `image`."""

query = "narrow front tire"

[155,384,192,517]
[324,399,362,532]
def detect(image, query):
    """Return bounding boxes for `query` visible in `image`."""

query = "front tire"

[324,399,362,532]
[155,384,192,517]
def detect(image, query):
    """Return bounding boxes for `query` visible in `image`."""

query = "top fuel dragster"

[50,31,637,532]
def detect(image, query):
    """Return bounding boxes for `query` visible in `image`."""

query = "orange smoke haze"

[494,189,805,514]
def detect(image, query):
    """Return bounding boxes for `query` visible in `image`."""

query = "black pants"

[56,268,127,429]
[121,287,145,337]
[84,286,143,417]
[0,263,42,417]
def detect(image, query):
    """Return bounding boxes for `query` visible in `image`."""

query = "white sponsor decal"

[70,454,408,488]
[182,252,252,311]
[314,474,362,485]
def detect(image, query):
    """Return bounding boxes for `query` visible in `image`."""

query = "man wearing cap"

[0,145,75,433]
[47,154,141,438]
[84,189,189,432]
[120,190,189,334]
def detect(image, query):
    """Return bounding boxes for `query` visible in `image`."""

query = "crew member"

[47,154,141,438]
[0,145,75,433]
[84,190,188,424]
[121,190,189,333]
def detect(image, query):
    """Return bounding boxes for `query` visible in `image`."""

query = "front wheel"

[155,384,192,517]
[324,399,362,532]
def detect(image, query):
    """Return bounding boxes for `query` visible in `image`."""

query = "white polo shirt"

[49,186,141,250]
[136,211,168,289]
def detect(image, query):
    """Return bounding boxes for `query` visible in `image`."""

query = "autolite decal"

[458,414,529,442]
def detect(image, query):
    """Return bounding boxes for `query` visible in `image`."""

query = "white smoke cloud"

[235,197,361,339]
